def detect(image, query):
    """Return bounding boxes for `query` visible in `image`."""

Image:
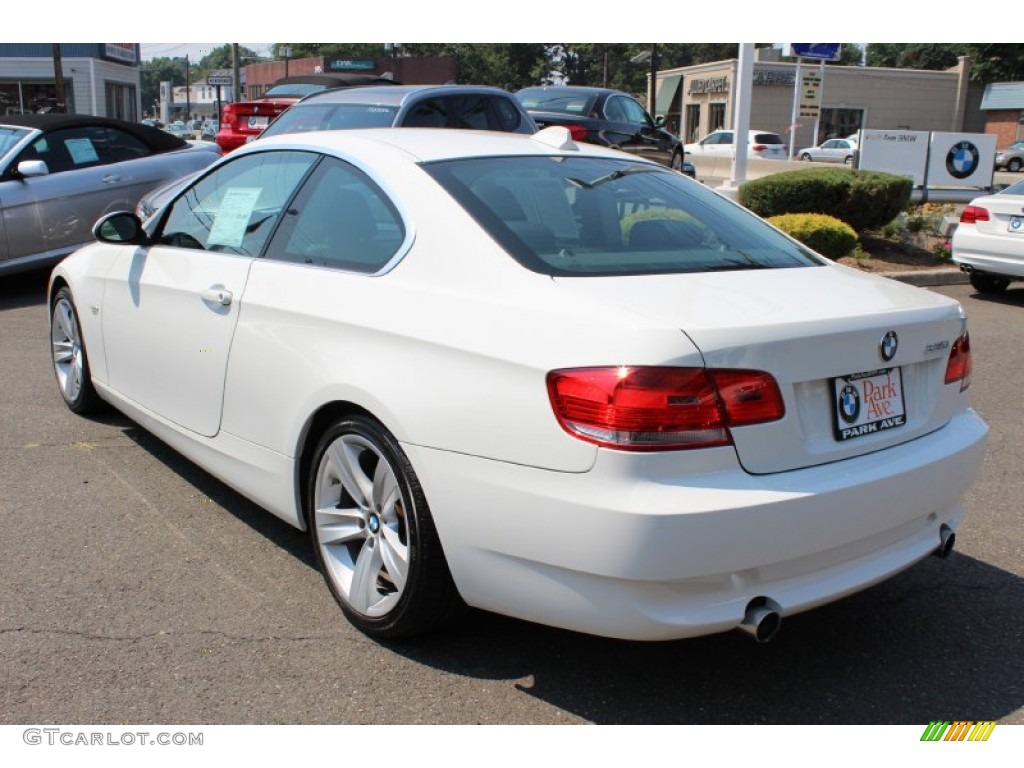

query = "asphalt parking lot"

[1,268,1022,725]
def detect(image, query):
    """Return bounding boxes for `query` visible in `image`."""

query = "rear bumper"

[406,410,988,640]
[953,227,1024,278]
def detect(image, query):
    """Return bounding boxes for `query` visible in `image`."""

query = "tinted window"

[999,179,1024,195]
[264,156,406,273]
[754,133,784,145]
[605,95,649,126]
[516,89,597,116]
[157,150,317,256]
[16,126,151,174]
[425,156,823,277]
[262,104,398,137]
[402,95,523,132]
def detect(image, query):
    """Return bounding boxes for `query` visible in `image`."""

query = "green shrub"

[767,213,858,259]
[739,168,912,232]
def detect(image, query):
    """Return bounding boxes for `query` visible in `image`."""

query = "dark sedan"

[516,86,695,177]
[0,114,220,276]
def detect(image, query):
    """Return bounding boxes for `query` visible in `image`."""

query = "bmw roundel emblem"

[946,141,980,180]
[839,384,860,424]
[880,331,898,362]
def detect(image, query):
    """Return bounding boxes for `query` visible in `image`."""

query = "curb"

[878,269,968,287]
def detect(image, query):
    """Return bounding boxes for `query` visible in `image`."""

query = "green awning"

[655,73,684,116]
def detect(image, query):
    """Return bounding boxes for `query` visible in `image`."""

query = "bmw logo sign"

[946,141,980,179]
[880,330,898,362]
[839,384,860,424]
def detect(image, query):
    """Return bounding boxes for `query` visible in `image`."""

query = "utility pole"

[184,55,191,119]
[232,44,241,101]
[51,44,66,113]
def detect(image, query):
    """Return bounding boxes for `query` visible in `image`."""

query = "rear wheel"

[969,272,1010,294]
[307,415,462,638]
[800,153,812,161]
[50,287,101,414]
[843,155,853,166]
[1008,158,1022,172]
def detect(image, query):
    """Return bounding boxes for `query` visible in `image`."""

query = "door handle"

[201,287,233,306]
[102,175,122,184]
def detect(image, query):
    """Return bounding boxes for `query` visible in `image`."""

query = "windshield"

[0,126,31,160]
[261,103,398,137]
[424,156,825,277]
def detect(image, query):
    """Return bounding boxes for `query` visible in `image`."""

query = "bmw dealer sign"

[928,132,996,188]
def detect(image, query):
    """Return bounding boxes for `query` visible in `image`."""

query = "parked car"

[952,179,1024,292]
[515,85,695,177]
[164,121,192,140]
[684,129,787,160]
[260,84,536,139]
[51,127,987,643]
[216,74,398,153]
[994,140,1024,172]
[0,114,220,276]
[797,138,857,164]
[189,119,204,132]
[201,119,219,140]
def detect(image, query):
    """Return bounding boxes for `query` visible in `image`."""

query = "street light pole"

[184,55,191,120]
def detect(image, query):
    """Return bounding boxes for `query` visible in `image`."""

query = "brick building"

[978,83,1024,147]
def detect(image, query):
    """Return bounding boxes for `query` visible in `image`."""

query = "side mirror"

[93,211,150,246]
[17,160,49,178]
[654,115,666,128]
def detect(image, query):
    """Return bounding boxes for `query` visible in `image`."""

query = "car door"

[1,125,145,262]
[604,94,673,166]
[101,149,319,437]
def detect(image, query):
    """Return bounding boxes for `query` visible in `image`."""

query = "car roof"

[517,85,623,97]
[0,113,188,152]
[297,84,519,107]
[244,126,638,165]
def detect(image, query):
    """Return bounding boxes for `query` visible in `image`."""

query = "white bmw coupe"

[49,127,988,643]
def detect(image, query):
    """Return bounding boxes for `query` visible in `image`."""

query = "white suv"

[684,129,787,159]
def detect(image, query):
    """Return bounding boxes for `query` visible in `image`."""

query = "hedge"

[767,213,858,259]
[739,168,912,233]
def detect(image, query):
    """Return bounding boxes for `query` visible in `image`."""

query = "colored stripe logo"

[921,721,997,741]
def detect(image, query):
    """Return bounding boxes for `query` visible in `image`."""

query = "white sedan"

[50,127,988,643]
[952,180,1024,293]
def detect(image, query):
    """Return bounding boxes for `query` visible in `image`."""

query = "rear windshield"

[261,104,398,137]
[264,83,330,99]
[516,89,598,116]
[424,156,824,277]
[754,133,784,144]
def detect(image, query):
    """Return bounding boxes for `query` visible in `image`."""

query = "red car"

[216,74,398,153]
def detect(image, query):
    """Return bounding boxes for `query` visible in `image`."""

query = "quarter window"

[264,156,406,273]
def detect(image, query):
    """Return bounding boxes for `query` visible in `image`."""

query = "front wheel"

[1008,158,1022,172]
[800,153,812,161]
[308,415,462,638]
[969,272,1010,294]
[50,287,101,414]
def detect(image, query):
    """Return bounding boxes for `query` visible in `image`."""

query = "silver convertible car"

[0,114,221,276]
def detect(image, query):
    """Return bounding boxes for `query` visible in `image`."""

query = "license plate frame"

[247,116,269,130]
[1008,215,1023,233]
[831,367,906,442]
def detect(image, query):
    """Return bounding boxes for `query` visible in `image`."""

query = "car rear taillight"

[564,124,588,143]
[959,206,990,224]
[944,333,972,392]
[546,366,785,451]
[751,144,767,152]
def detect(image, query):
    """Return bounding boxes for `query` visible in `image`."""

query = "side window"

[157,150,317,256]
[619,97,651,127]
[604,96,629,123]
[264,156,406,273]
[719,132,734,145]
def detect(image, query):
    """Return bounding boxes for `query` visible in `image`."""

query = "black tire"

[307,414,462,639]
[800,153,812,161]
[843,155,853,166]
[1009,158,1022,173]
[969,272,1010,294]
[50,286,102,414]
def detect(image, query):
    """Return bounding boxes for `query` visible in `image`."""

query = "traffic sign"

[787,44,842,62]
[207,75,233,86]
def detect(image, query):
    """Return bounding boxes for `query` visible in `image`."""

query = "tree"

[140,57,183,114]
[865,43,964,70]
[960,44,1024,82]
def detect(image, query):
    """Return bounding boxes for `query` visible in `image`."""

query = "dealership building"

[0,43,141,119]
[654,49,985,152]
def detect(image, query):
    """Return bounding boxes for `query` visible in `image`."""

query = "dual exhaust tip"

[737,525,956,643]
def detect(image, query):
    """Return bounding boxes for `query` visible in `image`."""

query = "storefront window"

[685,104,701,143]
[709,103,726,133]
[105,82,137,121]
[818,108,863,143]
[0,80,73,115]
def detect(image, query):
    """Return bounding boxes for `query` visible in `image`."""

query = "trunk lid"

[553,264,968,474]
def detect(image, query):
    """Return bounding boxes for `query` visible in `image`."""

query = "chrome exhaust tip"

[934,524,956,559]
[960,264,974,274]
[737,597,783,643]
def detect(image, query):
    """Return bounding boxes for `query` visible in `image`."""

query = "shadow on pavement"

[0,267,50,310]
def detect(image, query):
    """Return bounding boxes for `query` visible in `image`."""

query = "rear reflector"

[959,206,990,224]
[547,366,784,451]
[944,333,972,392]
